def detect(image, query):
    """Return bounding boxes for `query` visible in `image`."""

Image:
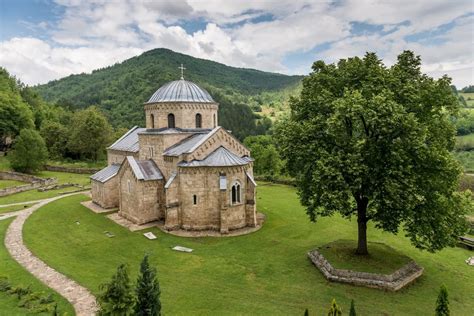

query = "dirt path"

[3,192,98,316]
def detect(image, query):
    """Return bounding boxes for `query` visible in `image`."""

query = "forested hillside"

[34,48,302,139]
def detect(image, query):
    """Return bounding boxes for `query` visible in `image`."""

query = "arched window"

[231,181,241,204]
[195,113,202,128]
[213,113,216,127]
[150,114,154,128]
[168,113,175,128]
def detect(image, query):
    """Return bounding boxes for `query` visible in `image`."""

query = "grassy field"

[0,218,74,315]
[0,203,34,215]
[0,157,91,205]
[460,92,474,107]
[317,240,411,274]
[22,185,473,315]
[0,180,26,189]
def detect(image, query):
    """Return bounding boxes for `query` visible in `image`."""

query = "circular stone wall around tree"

[307,240,424,291]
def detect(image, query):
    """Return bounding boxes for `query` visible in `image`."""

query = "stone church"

[90,70,257,233]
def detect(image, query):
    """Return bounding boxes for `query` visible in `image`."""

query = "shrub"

[134,254,161,316]
[327,298,342,316]
[98,264,134,316]
[0,276,11,292]
[435,285,450,316]
[10,129,48,173]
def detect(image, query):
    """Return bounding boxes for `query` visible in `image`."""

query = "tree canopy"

[10,129,48,173]
[276,51,471,254]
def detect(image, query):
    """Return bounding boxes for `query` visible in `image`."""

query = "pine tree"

[98,264,134,316]
[349,299,356,316]
[327,298,342,316]
[304,308,309,316]
[435,285,450,316]
[134,254,161,316]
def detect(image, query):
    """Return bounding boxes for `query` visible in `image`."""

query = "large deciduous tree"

[0,68,34,148]
[276,51,471,255]
[10,129,48,173]
[68,106,112,161]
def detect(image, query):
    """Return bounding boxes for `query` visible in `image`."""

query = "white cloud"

[0,0,472,87]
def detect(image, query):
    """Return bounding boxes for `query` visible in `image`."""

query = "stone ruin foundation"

[308,249,424,291]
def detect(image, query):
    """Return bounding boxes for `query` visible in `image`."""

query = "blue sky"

[0,0,472,87]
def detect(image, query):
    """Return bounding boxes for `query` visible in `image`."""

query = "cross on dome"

[178,64,186,80]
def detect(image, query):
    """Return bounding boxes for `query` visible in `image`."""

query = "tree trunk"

[356,197,369,255]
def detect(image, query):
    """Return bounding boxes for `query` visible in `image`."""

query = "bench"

[459,236,474,250]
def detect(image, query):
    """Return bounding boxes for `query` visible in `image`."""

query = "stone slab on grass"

[172,246,193,253]
[144,232,157,240]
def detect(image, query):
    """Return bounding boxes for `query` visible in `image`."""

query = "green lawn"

[0,203,34,214]
[0,218,74,315]
[453,151,474,173]
[21,185,474,315]
[318,240,412,274]
[47,160,106,169]
[0,180,26,189]
[460,92,474,107]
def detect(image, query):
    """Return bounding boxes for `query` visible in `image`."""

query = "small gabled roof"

[163,126,220,157]
[126,156,163,181]
[178,146,250,168]
[108,126,145,153]
[90,164,120,183]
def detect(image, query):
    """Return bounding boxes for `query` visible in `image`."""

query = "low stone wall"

[45,165,101,174]
[307,249,423,291]
[0,171,57,197]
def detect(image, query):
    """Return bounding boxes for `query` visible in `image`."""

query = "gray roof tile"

[90,164,120,183]
[178,146,250,168]
[146,79,214,104]
[127,156,163,181]
[108,126,145,153]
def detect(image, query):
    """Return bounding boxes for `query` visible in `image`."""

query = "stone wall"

[176,165,255,233]
[307,250,424,291]
[91,176,119,209]
[45,165,101,174]
[183,128,250,162]
[0,171,57,197]
[118,161,164,225]
[107,149,137,165]
[144,102,218,129]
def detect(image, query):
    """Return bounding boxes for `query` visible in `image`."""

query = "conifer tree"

[435,285,450,316]
[327,298,342,316]
[349,299,356,316]
[134,254,161,316]
[98,264,134,316]
[304,308,309,316]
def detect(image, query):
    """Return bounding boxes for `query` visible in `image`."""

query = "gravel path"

[3,192,98,316]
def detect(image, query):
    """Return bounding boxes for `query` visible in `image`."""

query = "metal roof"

[146,79,214,104]
[164,172,177,189]
[90,164,120,183]
[163,133,210,156]
[178,146,250,168]
[127,156,163,181]
[108,126,145,153]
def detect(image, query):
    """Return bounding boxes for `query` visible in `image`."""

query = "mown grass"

[22,185,474,315]
[0,180,26,190]
[0,218,74,315]
[0,156,91,205]
[0,203,34,215]
[460,92,474,107]
[318,240,411,274]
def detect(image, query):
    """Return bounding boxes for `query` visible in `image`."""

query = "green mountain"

[34,48,303,139]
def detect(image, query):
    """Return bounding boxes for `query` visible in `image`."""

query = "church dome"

[146,79,214,104]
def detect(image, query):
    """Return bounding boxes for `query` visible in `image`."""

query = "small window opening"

[193,194,197,205]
